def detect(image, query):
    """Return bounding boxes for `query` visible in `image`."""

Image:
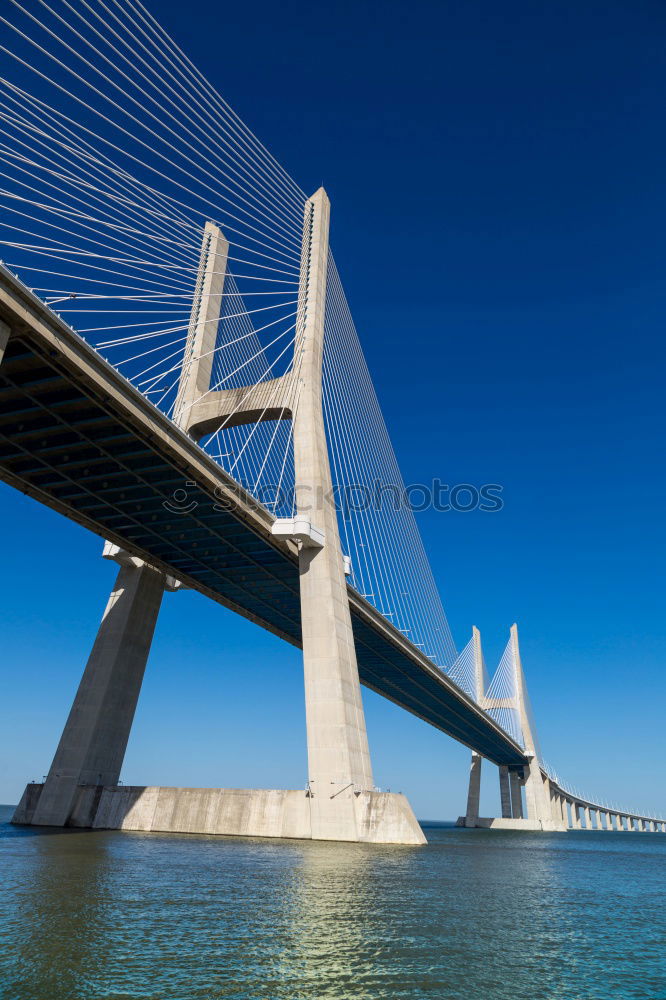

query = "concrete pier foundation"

[14,784,425,845]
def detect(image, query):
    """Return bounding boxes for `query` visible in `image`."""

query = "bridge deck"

[0,266,526,767]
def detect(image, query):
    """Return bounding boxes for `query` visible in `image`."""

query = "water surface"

[1,805,664,999]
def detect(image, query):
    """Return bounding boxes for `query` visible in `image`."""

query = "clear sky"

[2,0,665,818]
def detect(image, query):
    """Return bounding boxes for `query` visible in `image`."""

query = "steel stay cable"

[0,82,200,244]
[119,0,305,210]
[0,89,200,251]
[39,0,303,238]
[0,48,301,261]
[0,8,303,252]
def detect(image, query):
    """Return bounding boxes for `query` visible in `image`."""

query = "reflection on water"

[1,807,665,1000]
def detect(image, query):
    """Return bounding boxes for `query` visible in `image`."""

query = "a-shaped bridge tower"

[12,191,425,845]
[457,624,562,831]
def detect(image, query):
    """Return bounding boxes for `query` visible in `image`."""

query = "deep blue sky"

[2,0,665,817]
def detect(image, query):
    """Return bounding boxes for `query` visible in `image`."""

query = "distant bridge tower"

[459,624,565,831]
[16,191,424,844]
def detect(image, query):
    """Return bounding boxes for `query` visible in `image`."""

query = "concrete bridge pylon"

[12,191,424,845]
[458,624,566,831]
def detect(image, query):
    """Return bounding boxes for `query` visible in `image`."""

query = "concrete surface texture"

[14,784,426,845]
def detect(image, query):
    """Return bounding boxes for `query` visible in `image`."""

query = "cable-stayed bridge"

[1,0,662,843]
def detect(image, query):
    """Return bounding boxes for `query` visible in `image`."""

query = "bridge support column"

[294,195,370,818]
[510,770,524,818]
[464,753,482,826]
[19,550,167,827]
[293,190,411,842]
[521,757,546,825]
[571,802,582,829]
[584,805,592,829]
[460,629,487,828]
[549,787,566,829]
[499,766,512,818]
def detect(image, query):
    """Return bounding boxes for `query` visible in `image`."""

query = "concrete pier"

[28,555,166,827]
[550,789,564,827]
[461,628,488,828]
[499,766,512,818]
[464,753,482,826]
[290,190,379,841]
[510,771,524,818]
